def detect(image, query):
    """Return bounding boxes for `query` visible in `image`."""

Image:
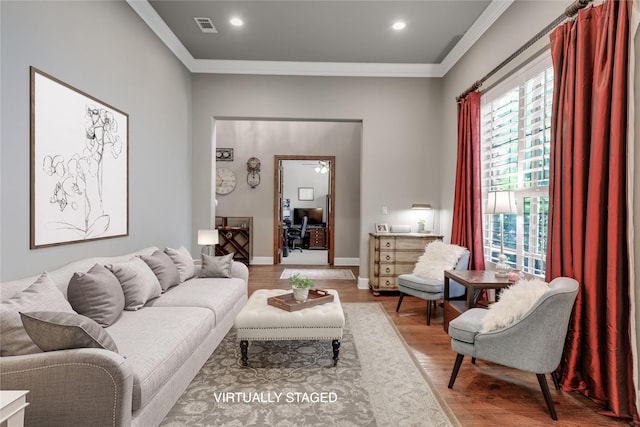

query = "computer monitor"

[293,207,323,226]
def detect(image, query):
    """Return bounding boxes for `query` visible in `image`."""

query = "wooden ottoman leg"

[332,339,341,366]
[240,340,248,366]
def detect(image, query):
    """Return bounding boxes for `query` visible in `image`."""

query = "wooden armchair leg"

[426,301,432,325]
[536,373,558,420]
[448,354,465,389]
[396,293,404,312]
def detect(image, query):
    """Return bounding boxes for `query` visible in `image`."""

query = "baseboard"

[334,257,360,266]
[249,257,273,265]
[357,277,370,290]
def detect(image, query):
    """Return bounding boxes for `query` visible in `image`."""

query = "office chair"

[287,216,308,252]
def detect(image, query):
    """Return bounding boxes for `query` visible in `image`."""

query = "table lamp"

[198,229,219,256]
[486,191,516,277]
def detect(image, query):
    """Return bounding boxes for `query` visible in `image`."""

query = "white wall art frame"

[30,67,129,248]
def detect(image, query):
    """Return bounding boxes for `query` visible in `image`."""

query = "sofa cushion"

[67,263,125,327]
[164,246,195,282]
[20,311,118,352]
[0,273,76,356]
[105,307,214,411]
[107,258,162,311]
[139,250,181,292]
[448,308,488,344]
[199,253,234,278]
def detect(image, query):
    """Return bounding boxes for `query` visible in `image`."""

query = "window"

[481,53,553,277]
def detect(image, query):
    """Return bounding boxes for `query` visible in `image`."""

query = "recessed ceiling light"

[392,21,406,31]
[230,17,244,27]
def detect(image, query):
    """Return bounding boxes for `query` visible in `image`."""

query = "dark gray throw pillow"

[67,264,125,327]
[139,250,181,292]
[200,253,234,278]
[20,311,118,353]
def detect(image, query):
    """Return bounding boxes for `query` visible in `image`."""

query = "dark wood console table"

[443,270,512,332]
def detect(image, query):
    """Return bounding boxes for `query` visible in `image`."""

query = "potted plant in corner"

[289,273,314,302]
[417,219,426,233]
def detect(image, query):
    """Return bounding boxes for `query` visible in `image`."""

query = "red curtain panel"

[547,0,637,422]
[451,92,485,270]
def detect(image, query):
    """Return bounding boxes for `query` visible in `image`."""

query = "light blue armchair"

[396,250,470,325]
[447,276,579,420]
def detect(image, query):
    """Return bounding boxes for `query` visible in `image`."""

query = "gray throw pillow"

[200,253,234,278]
[67,264,125,327]
[0,273,75,356]
[20,311,118,353]
[106,258,162,310]
[139,250,181,292]
[164,246,195,282]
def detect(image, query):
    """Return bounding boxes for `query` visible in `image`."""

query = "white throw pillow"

[481,278,550,333]
[412,241,467,281]
[164,246,195,282]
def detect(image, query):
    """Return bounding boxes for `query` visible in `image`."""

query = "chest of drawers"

[306,227,326,249]
[368,233,443,295]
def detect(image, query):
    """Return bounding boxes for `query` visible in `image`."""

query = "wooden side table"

[443,270,512,332]
[0,390,29,427]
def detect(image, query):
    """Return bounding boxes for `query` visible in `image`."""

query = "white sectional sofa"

[0,246,248,427]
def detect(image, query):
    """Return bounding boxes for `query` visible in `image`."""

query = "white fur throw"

[412,241,467,281]
[481,278,550,333]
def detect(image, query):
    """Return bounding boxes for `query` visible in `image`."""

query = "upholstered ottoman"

[234,289,345,366]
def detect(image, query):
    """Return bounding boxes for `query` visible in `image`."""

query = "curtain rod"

[456,0,593,102]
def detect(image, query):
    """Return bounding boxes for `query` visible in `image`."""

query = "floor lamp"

[198,229,219,256]
[486,191,517,277]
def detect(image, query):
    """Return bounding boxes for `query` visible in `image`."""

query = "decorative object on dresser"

[214,216,252,265]
[197,229,218,256]
[368,232,443,295]
[396,242,470,325]
[411,203,434,233]
[485,191,517,277]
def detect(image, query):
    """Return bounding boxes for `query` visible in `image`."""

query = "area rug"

[280,268,356,280]
[161,303,460,427]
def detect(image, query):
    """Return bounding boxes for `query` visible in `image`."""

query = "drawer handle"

[385,242,391,247]
[385,280,391,286]
[385,255,391,261]
[385,267,391,273]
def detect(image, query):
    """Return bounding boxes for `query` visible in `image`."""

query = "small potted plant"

[289,273,314,302]
[417,219,426,233]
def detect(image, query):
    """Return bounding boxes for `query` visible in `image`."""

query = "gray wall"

[213,121,360,261]
[191,75,444,276]
[0,1,192,280]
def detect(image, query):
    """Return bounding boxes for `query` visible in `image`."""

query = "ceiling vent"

[193,17,217,33]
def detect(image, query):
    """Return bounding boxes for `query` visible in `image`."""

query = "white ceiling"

[127,0,513,77]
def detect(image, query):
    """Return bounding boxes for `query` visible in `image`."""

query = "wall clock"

[216,167,237,194]
[246,157,261,188]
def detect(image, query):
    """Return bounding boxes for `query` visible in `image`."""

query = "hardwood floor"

[248,265,628,427]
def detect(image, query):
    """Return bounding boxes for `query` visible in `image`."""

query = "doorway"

[273,155,335,265]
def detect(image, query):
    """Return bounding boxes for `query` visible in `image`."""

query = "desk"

[443,270,512,332]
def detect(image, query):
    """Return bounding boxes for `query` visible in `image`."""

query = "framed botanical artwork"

[30,67,129,248]
[375,224,389,233]
[298,187,314,201]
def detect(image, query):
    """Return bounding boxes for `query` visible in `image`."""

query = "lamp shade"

[197,229,219,245]
[411,203,433,210]
[486,191,517,214]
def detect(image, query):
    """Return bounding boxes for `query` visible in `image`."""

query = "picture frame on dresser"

[375,224,389,233]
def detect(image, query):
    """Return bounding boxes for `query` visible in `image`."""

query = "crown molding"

[127,0,511,78]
